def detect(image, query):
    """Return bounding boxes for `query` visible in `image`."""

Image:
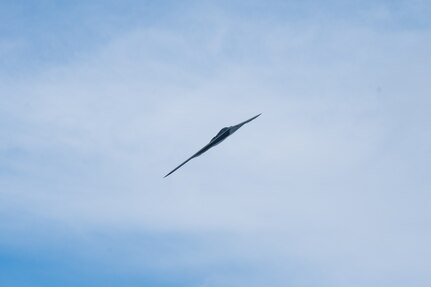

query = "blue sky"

[1,1,431,286]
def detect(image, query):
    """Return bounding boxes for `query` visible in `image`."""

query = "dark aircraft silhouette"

[164,113,261,178]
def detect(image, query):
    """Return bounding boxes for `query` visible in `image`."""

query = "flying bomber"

[164,113,261,178]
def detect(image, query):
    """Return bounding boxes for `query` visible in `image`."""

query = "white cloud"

[1,2,431,286]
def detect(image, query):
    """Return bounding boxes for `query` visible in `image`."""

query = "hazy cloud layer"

[1,1,430,286]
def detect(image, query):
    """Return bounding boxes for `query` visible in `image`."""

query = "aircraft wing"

[164,141,214,178]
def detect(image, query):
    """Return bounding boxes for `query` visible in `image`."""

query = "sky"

[1,0,431,286]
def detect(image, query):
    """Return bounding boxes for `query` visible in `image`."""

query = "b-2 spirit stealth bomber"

[164,114,261,178]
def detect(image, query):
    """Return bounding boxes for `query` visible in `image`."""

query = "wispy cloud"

[1,1,431,286]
